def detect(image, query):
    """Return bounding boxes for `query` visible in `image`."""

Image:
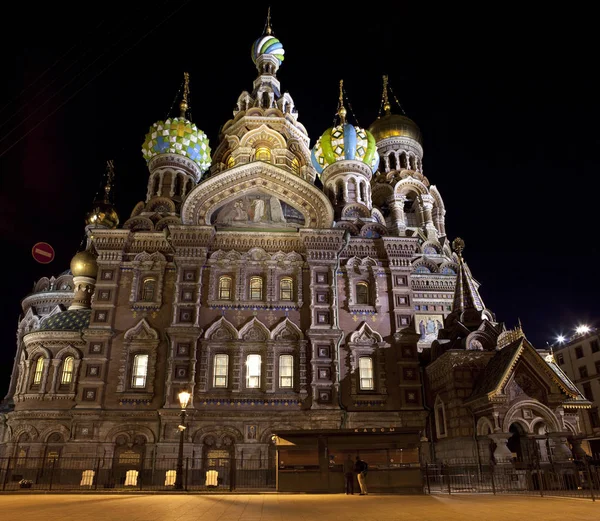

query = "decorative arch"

[155,216,181,231]
[271,318,304,341]
[39,424,70,443]
[244,248,270,262]
[12,424,39,442]
[502,400,561,433]
[429,185,446,212]
[34,277,51,293]
[55,345,82,360]
[182,163,334,229]
[25,345,52,360]
[123,216,154,231]
[421,241,441,255]
[394,177,428,197]
[204,317,238,341]
[476,416,495,436]
[412,260,438,274]
[240,124,287,150]
[238,318,270,342]
[124,319,159,342]
[104,424,156,444]
[349,322,383,345]
[192,425,244,445]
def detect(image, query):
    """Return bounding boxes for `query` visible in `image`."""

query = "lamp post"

[174,390,191,490]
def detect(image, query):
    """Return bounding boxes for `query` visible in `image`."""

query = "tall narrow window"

[219,276,233,300]
[280,278,293,301]
[214,354,229,388]
[250,277,263,300]
[359,357,374,390]
[33,357,44,385]
[279,355,293,388]
[141,278,156,301]
[131,354,149,388]
[61,356,74,385]
[246,354,261,389]
[356,282,369,305]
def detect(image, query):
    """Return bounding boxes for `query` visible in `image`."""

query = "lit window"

[279,355,293,388]
[356,282,369,305]
[359,357,374,390]
[214,354,229,388]
[256,147,271,161]
[141,278,156,301]
[250,277,263,300]
[227,156,235,168]
[61,356,74,385]
[291,157,300,174]
[246,354,261,389]
[131,354,149,388]
[219,276,233,300]
[33,357,44,385]
[280,278,293,301]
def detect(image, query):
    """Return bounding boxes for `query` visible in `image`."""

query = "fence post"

[48,458,56,491]
[425,464,431,494]
[2,457,11,491]
[585,460,595,502]
[229,456,236,492]
[94,458,100,490]
[490,463,496,495]
[184,457,189,491]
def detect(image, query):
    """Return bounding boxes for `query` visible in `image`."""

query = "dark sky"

[1,2,598,398]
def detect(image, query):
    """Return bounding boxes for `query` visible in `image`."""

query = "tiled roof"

[39,309,91,331]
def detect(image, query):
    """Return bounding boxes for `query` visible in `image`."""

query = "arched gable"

[204,317,238,341]
[239,124,287,150]
[502,399,561,433]
[55,345,82,360]
[271,318,304,341]
[349,322,383,344]
[124,319,159,342]
[394,177,428,197]
[104,424,156,443]
[238,318,270,342]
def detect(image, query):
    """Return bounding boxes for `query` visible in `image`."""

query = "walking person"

[343,454,354,494]
[355,455,368,495]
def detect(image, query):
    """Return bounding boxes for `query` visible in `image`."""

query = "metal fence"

[0,456,275,492]
[423,458,600,501]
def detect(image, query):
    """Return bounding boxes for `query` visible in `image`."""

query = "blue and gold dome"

[142,117,211,172]
[251,35,285,65]
[40,309,92,331]
[311,123,380,175]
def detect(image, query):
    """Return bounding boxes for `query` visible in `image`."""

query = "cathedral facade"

[0,20,591,492]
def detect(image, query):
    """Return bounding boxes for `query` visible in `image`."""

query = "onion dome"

[368,75,422,144]
[86,160,119,228]
[251,9,285,65]
[70,250,98,278]
[311,80,379,175]
[142,117,211,172]
[40,309,91,331]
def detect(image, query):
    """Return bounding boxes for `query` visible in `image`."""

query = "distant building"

[553,330,600,455]
[0,17,591,492]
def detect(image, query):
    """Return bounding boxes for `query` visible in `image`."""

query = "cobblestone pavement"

[0,493,598,520]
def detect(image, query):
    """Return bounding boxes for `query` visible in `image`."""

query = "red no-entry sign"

[32,242,55,264]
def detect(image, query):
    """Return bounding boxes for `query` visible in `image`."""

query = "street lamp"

[174,390,191,490]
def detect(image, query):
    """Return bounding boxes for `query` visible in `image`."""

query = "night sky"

[1,3,598,398]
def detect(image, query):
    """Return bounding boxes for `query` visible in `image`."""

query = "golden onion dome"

[85,201,119,229]
[70,250,98,278]
[368,114,422,145]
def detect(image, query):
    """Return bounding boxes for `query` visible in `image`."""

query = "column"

[388,195,407,236]
[549,434,574,462]
[488,433,514,464]
[419,194,438,240]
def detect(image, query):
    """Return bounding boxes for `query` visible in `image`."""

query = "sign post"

[31,242,55,264]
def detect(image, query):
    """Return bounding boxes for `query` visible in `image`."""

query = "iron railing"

[0,456,275,492]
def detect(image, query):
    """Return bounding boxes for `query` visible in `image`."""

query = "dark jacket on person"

[354,458,367,474]
[343,457,354,473]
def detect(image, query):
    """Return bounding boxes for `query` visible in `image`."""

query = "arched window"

[280,278,293,301]
[291,157,300,174]
[213,354,229,388]
[279,355,293,388]
[227,156,235,168]
[358,357,374,390]
[250,276,263,300]
[219,276,233,300]
[131,354,149,389]
[33,357,45,385]
[60,356,74,385]
[256,147,271,162]
[141,278,156,301]
[356,282,369,305]
[246,354,261,388]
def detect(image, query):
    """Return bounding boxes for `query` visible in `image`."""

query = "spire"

[382,75,391,116]
[85,160,119,230]
[179,72,190,118]
[449,237,487,327]
[103,159,115,203]
[265,6,272,35]
[337,79,347,125]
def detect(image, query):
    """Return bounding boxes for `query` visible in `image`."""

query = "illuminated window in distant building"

[279,355,293,388]
[60,356,74,385]
[280,278,293,301]
[131,354,149,389]
[250,277,263,300]
[246,354,261,388]
[359,357,374,390]
[218,276,233,300]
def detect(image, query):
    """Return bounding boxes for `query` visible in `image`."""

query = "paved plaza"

[0,493,597,521]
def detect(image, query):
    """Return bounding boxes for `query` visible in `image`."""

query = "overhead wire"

[0,0,191,160]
